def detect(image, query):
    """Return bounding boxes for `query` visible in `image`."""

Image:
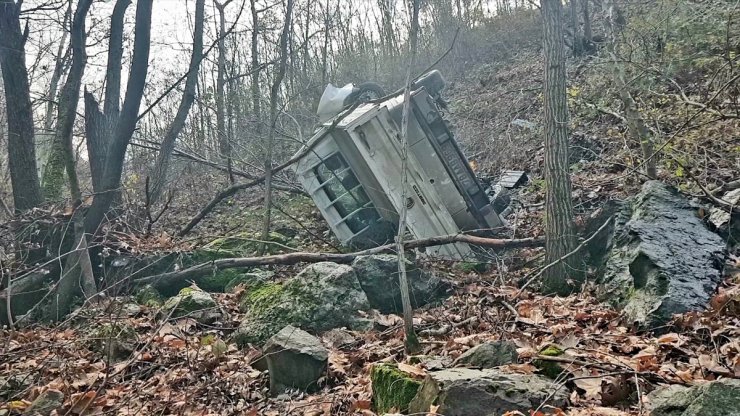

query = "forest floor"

[3,37,740,416]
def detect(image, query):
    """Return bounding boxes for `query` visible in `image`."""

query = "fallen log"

[135,234,543,288]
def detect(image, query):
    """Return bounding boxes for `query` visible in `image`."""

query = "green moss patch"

[135,285,162,308]
[534,344,566,379]
[371,364,422,414]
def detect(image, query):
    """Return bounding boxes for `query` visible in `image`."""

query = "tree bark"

[214,0,234,184]
[0,0,43,212]
[605,1,658,180]
[259,0,294,253]
[540,0,581,295]
[86,0,131,194]
[47,0,97,320]
[84,0,154,236]
[570,0,581,57]
[148,0,205,202]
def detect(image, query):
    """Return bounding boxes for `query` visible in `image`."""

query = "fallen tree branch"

[135,234,544,288]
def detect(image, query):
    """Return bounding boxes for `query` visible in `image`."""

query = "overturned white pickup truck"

[293,71,503,259]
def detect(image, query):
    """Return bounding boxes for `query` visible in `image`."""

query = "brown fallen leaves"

[1,269,739,415]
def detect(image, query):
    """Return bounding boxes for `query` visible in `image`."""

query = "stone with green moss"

[198,231,292,259]
[455,261,489,273]
[232,262,370,346]
[135,284,163,308]
[648,378,740,416]
[533,344,566,379]
[88,322,137,361]
[160,287,223,324]
[224,269,275,293]
[371,364,422,414]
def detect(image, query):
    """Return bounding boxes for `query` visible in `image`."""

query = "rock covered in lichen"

[224,269,274,293]
[160,287,223,324]
[453,341,518,368]
[371,364,422,414]
[135,284,163,308]
[408,368,569,415]
[88,322,137,361]
[232,262,370,346]
[648,378,740,416]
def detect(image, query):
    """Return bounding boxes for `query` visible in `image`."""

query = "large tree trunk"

[259,0,294,253]
[84,0,153,237]
[540,0,581,295]
[86,0,131,194]
[46,0,97,320]
[148,0,205,202]
[0,0,43,212]
[570,0,581,56]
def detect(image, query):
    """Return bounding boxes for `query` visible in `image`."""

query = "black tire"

[345,82,386,105]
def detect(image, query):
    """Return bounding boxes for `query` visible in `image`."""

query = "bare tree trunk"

[215,0,234,185]
[396,0,422,354]
[39,1,71,182]
[47,0,96,320]
[86,0,131,194]
[84,0,154,237]
[540,0,581,296]
[250,0,262,142]
[605,0,657,180]
[570,0,581,57]
[0,0,43,212]
[149,0,205,202]
[259,0,294,253]
[582,0,592,43]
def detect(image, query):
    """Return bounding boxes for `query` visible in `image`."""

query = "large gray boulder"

[264,325,329,396]
[233,262,371,345]
[408,368,568,416]
[648,379,740,416]
[25,389,65,416]
[597,181,725,329]
[351,254,451,313]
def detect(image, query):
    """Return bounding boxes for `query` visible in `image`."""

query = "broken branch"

[135,234,543,288]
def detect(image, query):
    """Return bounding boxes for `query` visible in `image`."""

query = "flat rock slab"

[599,181,726,328]
[648,379,740,416]
[264,325,329,396]
[408,368,568,416]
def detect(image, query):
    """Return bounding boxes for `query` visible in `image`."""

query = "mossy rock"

[135,284,163,308]
[232,262,370,346]
[533,344,566,379]
[198,231,292,258]
[224,269,275,293]
[455,261,489,273]
[160,287,223,324]
[371,364,422,414]
[88,322,137,361]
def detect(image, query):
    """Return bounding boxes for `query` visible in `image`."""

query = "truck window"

[314,153,380,234]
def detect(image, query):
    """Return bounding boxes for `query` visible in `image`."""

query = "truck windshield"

[314,153,380,234]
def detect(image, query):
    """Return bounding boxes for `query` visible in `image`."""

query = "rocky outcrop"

[648,379,740,416]
[453,341,518,368]
[264,325,329,395]
[597,181,726,329]
[408,368,568,415]
[224,269,274,293]
[352,254,450,313]
[160,287,223,324]
[233,262,370,345]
